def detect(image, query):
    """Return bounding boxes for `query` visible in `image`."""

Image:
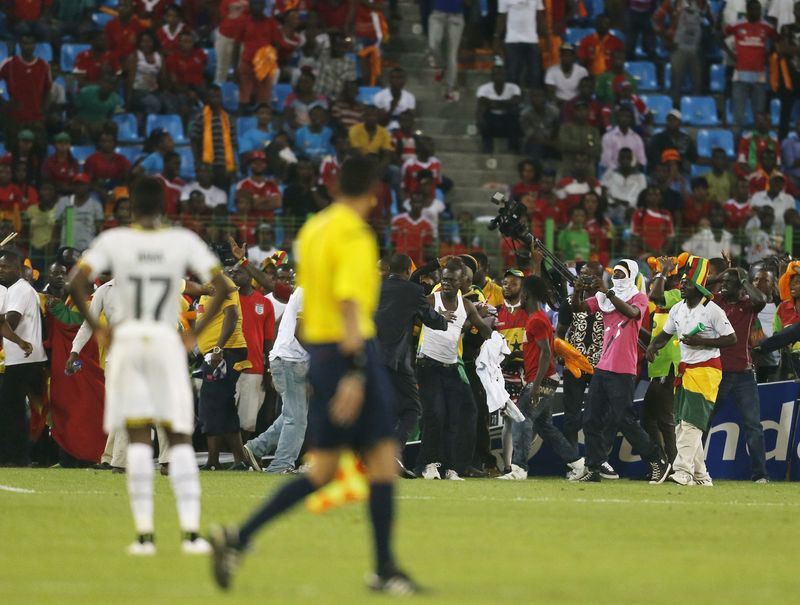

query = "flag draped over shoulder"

[44,300,106,463]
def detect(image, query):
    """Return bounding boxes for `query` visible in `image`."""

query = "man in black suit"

[376,254,452,477]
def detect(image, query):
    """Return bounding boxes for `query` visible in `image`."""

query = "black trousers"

[386,366,422,450]
[583,370,660,471]
[0,362,46,465]
[561,371,591,448]
[479,111,520,154]
[417,363,476,474]
[465,361,494,469]
[642,370,678,464]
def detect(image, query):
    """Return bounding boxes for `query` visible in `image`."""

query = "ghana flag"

[674,357,722,430]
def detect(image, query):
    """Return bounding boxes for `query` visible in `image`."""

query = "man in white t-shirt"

[476,65,522,154]
[247,225,280,266]
[544,44,589,102]
[54,174,104,251]
[373,68,417,130]
[0,251,48,466]
[181,162,228,210]
[494,0,545,87]
[242,287,310,474]
[647,256,736,486]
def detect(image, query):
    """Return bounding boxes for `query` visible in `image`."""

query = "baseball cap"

[667,109,682,121]
[250,150,267,162]
[504,269,525,278]
[73,173,90,184]
[54,132,71,143]
[17,130,35,141]
[770,171,786,181]
[257,223,273,232]
[560,43,576,53]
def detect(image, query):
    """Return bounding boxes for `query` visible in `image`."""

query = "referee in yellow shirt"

[211,157,419,595]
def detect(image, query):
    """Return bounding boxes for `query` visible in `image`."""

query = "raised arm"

[463,298,493,340]
[649,256,675,306]
[594,276,641,320]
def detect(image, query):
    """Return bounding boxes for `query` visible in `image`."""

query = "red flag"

[47,315,106,463]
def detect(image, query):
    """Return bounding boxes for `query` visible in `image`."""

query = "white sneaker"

[182,537,212,555]
[566,457,585,481]
[503,400,526,423]
[599,462,619,479]
[421,463,441,480]
[444,469,465,481]
[497,464,527,480]
[669,471,695,486]
[694,477,714,487]
[126,541,156,556]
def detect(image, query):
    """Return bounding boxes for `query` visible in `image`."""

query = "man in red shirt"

[235,151,281,219]
[724,1,776,133]
[237,0,278,106]
[0,160,25,231]
[390,191,435,266]
[165,30,208,119]
[155,151,186,216]
[713,268,769,482]
[73,31,123,85]
[736,111,779,177]
[215,0,249,84]
[400,136,442,196]
[0,32,52,147]
[577,13,624,76]
[531,170,566,237]
[556,152,601,214]
[500,276,584,480]
[105,0,146,62]
[228,262,275,439]
[84,132,132,188]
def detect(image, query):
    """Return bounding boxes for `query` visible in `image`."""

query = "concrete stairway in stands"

[384,2,522,219]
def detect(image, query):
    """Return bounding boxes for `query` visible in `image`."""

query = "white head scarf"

[596,259,641,312]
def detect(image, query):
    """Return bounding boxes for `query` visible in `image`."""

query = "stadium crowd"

[0,0,799,486]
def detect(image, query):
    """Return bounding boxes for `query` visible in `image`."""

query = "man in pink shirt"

[571,259,671,483]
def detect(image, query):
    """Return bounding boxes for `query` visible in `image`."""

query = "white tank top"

[418,291,466,365]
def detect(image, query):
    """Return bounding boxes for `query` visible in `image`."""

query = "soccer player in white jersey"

[68,177,229,556]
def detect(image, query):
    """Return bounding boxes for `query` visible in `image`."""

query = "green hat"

[17,130,35,141]
[54,132,71,143]
[683,255,712,298]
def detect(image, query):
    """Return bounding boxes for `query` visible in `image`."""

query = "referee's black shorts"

[306,339,396,451]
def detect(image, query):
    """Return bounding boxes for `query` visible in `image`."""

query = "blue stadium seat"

[92,12,114,28]
[680,96,719,126]
[60,44,90,73]
[0,82,8,101]
[176,147,196,180]
[220,81,239,113]
[709,64,725,93]
[696,129,735,159]
[690,164,709,178]
[0,45,7,64]
[272,83,292,112]
[771,98,781,127]
[725,99,754,127]
[625,61,657,91]
[610,29,626,42]
[357,86,382,105]
[71,145,95,164]
[145,114,187,144]
[112,113,142,143]
[564,27,593,45]
[237,116,257,136]
[640,94,672,125]
[115,146,143,164]
[16,42,53,63]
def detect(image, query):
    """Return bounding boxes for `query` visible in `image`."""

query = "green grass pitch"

[1,469,798,605]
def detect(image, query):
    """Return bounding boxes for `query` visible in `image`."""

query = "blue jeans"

[731,80,766,132]
[712,370,768,480]
[246,357,309,473]
[512,394,579,470]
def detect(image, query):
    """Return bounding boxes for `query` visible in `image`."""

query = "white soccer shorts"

[104,322,195,436]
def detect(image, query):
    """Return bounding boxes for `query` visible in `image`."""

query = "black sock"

[238,477,316,548]
[368,482,395,576]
